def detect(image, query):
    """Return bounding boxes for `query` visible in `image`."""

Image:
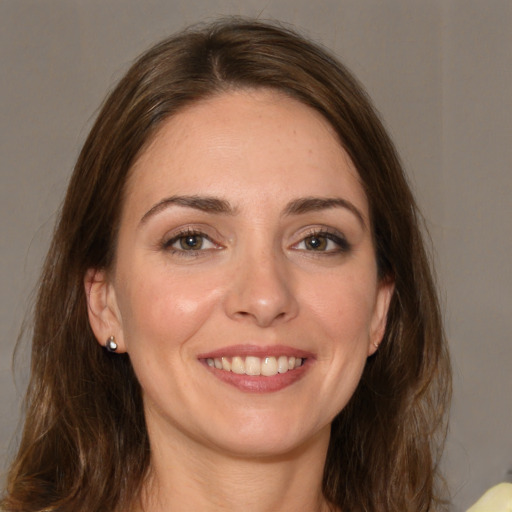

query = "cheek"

[306,274,378,414]
[116,267,224,350]
[306,270,378,346]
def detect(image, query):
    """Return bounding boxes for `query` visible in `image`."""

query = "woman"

[2,19,451,512]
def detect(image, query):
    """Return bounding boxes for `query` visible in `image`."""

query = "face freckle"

[103,88,393,459]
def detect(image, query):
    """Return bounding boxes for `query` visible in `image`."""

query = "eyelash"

[161,228,219,256]
[161,227,351,257]
[294,228,351,254]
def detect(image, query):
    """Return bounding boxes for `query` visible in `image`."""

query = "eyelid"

[161,226,224,254]
[290,226,351,253]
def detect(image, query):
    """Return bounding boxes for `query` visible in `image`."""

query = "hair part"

[2,18,451,512]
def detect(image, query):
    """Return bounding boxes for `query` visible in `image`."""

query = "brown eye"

[293,230,351,254]
[179,234,204,250]
[163,231,217,253]
[304,235,328,251]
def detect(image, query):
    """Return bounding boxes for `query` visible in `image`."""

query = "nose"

[224,248,299,328]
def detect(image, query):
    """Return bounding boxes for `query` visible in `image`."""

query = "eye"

[163,230,219,253]
[293,230,351,253]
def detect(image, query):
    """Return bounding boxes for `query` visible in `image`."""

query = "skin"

[86,89,393,511]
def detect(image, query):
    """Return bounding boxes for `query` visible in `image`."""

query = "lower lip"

[201,359,311,393]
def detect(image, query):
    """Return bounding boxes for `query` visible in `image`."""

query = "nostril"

[225,275,299,327]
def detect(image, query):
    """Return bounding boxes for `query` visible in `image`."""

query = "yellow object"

[467,483,512,512]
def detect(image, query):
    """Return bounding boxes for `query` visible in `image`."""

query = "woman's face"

[90,89,392,458]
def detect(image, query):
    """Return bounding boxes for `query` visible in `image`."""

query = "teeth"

[261,356,278,376]
[231,356,245,374]
[245,356,261,376]
[277,355,288,374]
[206,356,304,376]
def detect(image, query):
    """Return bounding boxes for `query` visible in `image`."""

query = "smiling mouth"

[203,356,305,377]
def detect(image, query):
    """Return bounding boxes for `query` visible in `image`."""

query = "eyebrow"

[139,194,365,229]
[283,197,366,228]
[139,195,236,225]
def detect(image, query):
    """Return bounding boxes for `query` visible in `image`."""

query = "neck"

[135,423,335,512]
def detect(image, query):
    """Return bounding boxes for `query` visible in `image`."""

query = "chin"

[203,415,330,460]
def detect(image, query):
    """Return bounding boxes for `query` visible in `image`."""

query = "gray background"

[1,1,511,510]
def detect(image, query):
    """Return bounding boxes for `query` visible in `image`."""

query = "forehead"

[124,89,367,218]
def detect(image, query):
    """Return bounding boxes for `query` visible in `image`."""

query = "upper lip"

[197,344,314,360]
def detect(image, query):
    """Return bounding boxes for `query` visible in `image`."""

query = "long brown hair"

[2,18,451,512]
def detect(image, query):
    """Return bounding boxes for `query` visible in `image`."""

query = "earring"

[373,341,380,350]
[105,335,118,352]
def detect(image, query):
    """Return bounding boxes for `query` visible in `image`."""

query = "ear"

[367,278,395,356]
[84,268,126,353]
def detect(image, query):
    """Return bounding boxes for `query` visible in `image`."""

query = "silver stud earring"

[105,335,118,352]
